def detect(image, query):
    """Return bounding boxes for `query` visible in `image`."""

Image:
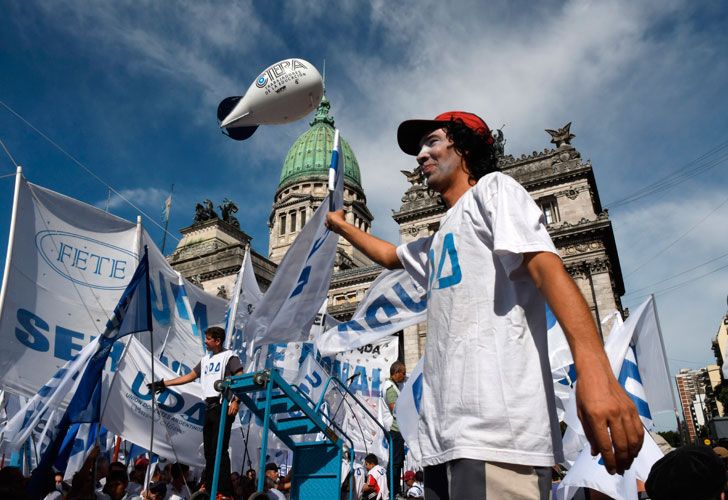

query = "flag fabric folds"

[27,249,152,495]
[247,130,344,347]
[315,269,426,356]
[558,297,670,498]
[101,337,206,467]
[394,356,424,463]
[224,246,262,355]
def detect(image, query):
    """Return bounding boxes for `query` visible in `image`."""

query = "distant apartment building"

[676,368,707,443]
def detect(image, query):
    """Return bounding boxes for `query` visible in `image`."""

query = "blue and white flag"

[316,269,426,356]
[558,299,668,498]
[557,431,663,500]
[27,249,152,495]
[248,129,344,347]
[394,356,424,463]
[58,422,98,481]
[0,340,99,455]
[224,246,262,355]
[101,336,206,467]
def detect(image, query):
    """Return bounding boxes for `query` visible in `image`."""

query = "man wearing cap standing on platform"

[326,111,644,499]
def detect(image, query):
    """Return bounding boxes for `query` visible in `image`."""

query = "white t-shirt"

[406,480,424,498]
[366,464,389,500]
[197,350,236,398]
[396,172,563,467]
[341,460,367,497]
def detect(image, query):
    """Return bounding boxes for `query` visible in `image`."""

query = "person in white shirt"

[325,110,644,499]
[362,454,388,500]
[148,326,243,498]
[402,470,423,499]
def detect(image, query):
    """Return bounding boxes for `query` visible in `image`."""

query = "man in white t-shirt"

[325,111,644,499]
[383,360,406,495]
[148,326,243,498]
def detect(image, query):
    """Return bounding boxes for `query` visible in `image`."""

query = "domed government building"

[168,97,626,369]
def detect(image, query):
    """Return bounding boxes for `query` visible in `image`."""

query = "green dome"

[278,96,362,190]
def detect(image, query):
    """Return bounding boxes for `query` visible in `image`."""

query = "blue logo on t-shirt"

[427,232,462,291]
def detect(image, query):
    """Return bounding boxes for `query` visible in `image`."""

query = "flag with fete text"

[27,250,151,496]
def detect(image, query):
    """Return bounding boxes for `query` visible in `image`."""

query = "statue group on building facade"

[193,198,240,228]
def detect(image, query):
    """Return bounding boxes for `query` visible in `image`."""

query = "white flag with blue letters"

[315,269,426,356]
[0,175,138,398]
[101,336,206,467]
[248,129,344,347]
[557,297,668,499]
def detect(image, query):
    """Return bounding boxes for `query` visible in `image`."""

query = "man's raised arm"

[326,209,402,270]
[524,251,645,475]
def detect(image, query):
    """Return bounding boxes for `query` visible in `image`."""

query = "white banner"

[315,269,426,356]
[101,337,206,467]
[557,432,663,500]
[248,131,344,347]
[225,247,262,355]
[140,229,229,375]
[0,337,100,454]
[395,356,424,463]
[0,177,233,399]
[0,176,138,397]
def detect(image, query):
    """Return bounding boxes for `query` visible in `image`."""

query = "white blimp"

[217,58,324,141]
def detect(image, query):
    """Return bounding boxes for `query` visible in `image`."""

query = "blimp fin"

[222,125,259,141]
[217,96,241,123]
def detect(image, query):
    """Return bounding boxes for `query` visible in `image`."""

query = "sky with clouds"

[1,0,727,429]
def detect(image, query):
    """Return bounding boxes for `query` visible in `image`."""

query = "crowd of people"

[0,449,298,500]
[0,447,420,500]
[5,441,728,499]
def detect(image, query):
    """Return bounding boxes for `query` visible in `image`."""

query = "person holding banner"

[148,326,243,498]
[325,111,644,499]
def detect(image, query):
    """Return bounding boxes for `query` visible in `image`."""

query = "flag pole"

[0,166,23,322]
[161,184,174,255]
[650,294,684,443]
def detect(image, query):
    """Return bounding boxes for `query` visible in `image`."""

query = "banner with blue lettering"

[101,336,207,467]
[0,176,139,398]
[248,129,344,347]
[315,269,426,356]
[140,229,228,374]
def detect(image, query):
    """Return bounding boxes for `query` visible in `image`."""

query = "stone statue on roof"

[219,198,240,228]
[546,122,576,148]
[193,199,218,223]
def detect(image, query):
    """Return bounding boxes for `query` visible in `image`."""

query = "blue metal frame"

[316,374,395,500]
[209,368,394,500]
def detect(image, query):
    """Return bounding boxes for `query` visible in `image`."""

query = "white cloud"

[97,187,167,211]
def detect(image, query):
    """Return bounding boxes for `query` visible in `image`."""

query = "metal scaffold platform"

[209,368,394,500]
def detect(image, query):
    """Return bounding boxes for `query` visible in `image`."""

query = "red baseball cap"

[401,470,416,481]
[397,111,493,156]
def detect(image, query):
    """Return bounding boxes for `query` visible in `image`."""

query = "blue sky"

[1,1,727,428]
